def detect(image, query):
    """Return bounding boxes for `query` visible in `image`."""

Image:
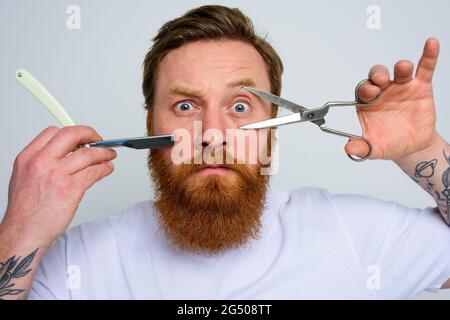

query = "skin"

[0,38,448,299]
[151,40,273,178]
[0,126,116,299]
[346,38,442,161]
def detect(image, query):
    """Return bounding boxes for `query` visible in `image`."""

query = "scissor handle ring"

[354,79,380,105]
[345,137,372,162]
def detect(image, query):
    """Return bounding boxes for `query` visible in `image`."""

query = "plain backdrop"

[0,0,449,299]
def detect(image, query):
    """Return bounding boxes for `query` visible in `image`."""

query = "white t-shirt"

[29,187,450,299]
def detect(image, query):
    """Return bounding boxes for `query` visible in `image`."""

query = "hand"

[345,37,441,161]
[0,125,117,250]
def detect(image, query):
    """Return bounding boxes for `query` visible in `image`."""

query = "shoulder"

[270,185,334,214]
[30,200,156,299]
[268,185,331,205]
[40,200,157,266]
[265,186,337,226]
[63,200,156,251]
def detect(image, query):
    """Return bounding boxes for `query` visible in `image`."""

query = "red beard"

[148,149,269,255]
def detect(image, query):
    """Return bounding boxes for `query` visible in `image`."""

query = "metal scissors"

[239,79,380,162]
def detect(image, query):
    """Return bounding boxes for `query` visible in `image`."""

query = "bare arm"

[393,136,450,289]
[344,38,450,289]
[394,135,450,224]
[0,126,116,299]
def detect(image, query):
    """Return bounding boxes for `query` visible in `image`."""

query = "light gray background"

[0,0,449,299]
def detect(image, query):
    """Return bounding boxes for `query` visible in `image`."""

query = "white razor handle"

[15,68,76,127]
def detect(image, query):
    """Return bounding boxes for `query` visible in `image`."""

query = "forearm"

[0,222,47,300]
[394,134,450,224]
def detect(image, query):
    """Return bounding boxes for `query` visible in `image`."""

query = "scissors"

[239,79,380,162]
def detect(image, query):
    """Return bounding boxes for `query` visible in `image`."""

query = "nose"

[201,106,227,149]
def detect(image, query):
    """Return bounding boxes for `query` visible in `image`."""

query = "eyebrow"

[227,78,257,88]
[169,78,257,98]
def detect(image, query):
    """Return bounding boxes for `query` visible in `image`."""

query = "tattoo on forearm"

[413,150,450,224]
[414,159,437,178]
[442,150,450,221]
[414,158,437,197]
[0,249,38,297]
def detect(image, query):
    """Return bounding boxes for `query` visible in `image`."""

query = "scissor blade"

[86,134,174,149]
[239,113,303,129]
[243,86,308,113]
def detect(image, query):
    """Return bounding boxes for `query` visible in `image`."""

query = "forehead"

[154,40,271,94]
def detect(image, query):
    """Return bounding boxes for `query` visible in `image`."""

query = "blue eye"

[176,102,193,112]
[233,102,249,113]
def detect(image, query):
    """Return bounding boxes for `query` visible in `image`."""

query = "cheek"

[159,148,173,161]
[150,110,171,135]
[160,121,200,164]
[260,104,273,120]
[152,109,198,135]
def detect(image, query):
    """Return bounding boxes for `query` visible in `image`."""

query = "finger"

[393,60,414,84]
[357,82,380,103]
[61,147,117,174]
[40,125,103,158]
[344,139,371,159]
[368,64,391,89]
[73,162,115,190]
[20,126,60,158]
[415,37,440,83]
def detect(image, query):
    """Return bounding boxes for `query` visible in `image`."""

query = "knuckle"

[14,151,28,168]
[45,125,60,134]
[104,162,114,172]
[59,126,76,140]
[97,162,113,176]
[84,147,107,161]
[84,168,101,184]
[73,147,114,165]
[28,156,45,172]
[65,125,100,142]
[77,146,93,159]
[99,163,114,178]
[80,125,98,136]
[92,148,115,161]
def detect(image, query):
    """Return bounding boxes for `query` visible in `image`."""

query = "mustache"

[175,153,258,177]
[157,148,258,170]
[150,148,264,189]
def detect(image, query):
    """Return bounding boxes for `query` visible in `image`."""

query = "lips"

[199,165,232,176]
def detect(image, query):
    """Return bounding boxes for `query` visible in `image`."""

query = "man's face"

[148,40,273,254]
[151,39,272,168]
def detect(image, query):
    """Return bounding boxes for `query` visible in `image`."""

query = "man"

[0,5,449,299]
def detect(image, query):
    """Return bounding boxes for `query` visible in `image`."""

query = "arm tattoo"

[442,150,450,222]
[0,249,38,297]
[414,150,450,224]
[414,159,437,178]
